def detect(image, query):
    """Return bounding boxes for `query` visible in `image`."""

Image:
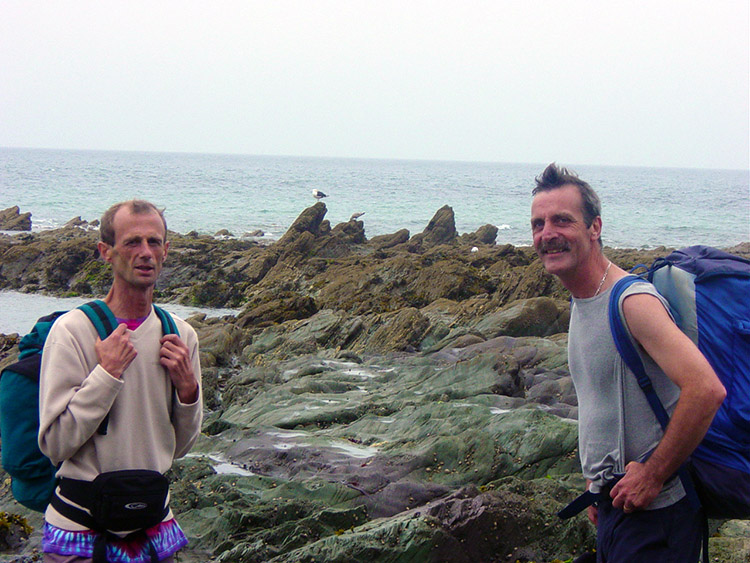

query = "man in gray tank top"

[530,163,725,562]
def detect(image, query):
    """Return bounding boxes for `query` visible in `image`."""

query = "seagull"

[312,189,328,200]
[349,212,365,221]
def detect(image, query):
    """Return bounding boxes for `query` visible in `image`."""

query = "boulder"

[279,202,328,241]
[365,307,430,352]
[190,316,249,367]
[0,206,31,231]
[237,294,318,328]
[410,205,458,248]
[0,333,20,371]
[243,229,265,238]
[64,216,88,228]
[460,223,498,245]
[473,296,570,338]
[370,228,410,250]
[473,223,498,244]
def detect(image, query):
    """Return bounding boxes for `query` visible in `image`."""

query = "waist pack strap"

[50,486,98,530]
[57,476,95,506]
[558,474,626,520]
[557,489,600,519]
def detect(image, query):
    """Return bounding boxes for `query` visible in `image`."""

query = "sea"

[1,147,749,334]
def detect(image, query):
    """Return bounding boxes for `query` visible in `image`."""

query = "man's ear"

[590,216,602,242]
[163,240,170,259]
[97,240,112,264]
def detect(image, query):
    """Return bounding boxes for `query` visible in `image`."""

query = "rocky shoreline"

[1,204,748,562]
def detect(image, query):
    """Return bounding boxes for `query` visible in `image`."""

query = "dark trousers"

[596,495,702,563]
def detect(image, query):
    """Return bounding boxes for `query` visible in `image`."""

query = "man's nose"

[539,221,557,240]
[136,241,154,256]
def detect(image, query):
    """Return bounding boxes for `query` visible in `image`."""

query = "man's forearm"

[644,386,721,484]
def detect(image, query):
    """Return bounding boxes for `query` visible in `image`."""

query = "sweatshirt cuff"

[91,364,124,391]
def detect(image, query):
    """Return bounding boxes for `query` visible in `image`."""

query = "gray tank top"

[568,280,685,509]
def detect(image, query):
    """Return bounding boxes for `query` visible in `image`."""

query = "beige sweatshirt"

[38,307,202,531]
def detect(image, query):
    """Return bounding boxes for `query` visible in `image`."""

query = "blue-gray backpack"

[0,300,178,512]
[609,245,750,520]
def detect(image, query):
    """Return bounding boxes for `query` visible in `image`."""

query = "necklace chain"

[594,261,612,297]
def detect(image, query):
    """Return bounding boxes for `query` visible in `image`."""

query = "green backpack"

[0,300,178,512]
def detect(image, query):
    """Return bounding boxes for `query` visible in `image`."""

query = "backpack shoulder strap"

[77,300,119,436]
[153,305,179,337]
[608,276,671,430]
[78,300,119,340]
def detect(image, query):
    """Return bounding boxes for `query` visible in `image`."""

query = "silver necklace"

[594,260,612,297]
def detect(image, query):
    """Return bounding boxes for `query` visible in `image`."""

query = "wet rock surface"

[1,205,748,562]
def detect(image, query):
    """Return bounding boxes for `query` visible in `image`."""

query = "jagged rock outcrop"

[64,216,89,228]
[370,228,409,250]
[408,204,459,248]
[0,206,32,231]
[460,223,498,245]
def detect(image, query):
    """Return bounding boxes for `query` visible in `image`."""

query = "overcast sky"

[1,1,748,169]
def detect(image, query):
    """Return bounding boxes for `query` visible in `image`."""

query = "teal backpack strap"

[78,300,119,340]
[153,305,179,337]
[153,306,180,420]
[77,300,119,436]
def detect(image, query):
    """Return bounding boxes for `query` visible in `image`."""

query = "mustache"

[539,241,570,254]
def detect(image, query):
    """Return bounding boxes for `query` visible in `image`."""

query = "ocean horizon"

[1,147,749,250]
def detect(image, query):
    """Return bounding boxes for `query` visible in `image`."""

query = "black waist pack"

[54,470,169,532]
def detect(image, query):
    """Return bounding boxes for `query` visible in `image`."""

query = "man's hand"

[609,460,663,513]
[159,334,199,403]
[95,324,137,378]
[587,504,598,526]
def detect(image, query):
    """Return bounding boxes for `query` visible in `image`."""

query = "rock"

[366,308,430,352]
[306,219,366,259]
[64,216,88,228]
[0,228,100,292]
[410,205,458,248]
[214,229,234,237]
[237,295,318,328]
[0,334,20,373]
[191,317,249,367]
[0,512,33,551]
[370,229,409,250]
[0,206,32,231]
[474,223,498,244]
[279,202,328,241]
[214,479,593,563]
[709,520,750,562]
[460,223,498,245]
[473,296,570,338]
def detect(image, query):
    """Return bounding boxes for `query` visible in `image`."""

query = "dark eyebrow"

[121,234,164,245]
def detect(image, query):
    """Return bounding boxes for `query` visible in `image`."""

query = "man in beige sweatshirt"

[38,200,202,563]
